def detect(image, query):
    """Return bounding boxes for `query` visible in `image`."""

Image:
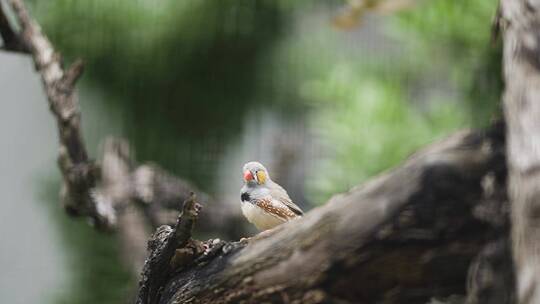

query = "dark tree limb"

[97,137,244,239]
[131,162,246,240]
[85,136,234,273]
[500,0,540,303]
[137,125,511,304]
[136,193,205,304]
[0,1,27,52]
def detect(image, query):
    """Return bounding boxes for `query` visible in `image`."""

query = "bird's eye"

[256,170,266,184]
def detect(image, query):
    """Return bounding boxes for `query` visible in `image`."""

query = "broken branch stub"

[137,193,205,304]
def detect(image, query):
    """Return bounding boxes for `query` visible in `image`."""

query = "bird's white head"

[242,161,270,186]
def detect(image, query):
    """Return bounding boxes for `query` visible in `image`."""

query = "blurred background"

[0,0,500,303]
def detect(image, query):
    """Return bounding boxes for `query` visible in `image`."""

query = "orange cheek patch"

[256,171,266,184]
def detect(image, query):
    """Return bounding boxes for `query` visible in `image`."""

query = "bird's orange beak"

[243,170,254,182]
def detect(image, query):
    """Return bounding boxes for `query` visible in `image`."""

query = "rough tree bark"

[500,0,540,303]
[136,125,511,304]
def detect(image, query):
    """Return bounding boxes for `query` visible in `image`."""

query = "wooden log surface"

[137,124,511,304]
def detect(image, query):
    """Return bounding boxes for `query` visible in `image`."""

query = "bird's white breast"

[241,201,285,231]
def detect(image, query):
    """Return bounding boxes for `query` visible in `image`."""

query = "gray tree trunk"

[501,1,540,303]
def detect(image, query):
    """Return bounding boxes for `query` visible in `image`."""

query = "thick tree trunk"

[501,1,540,303]
[137,126,512,304]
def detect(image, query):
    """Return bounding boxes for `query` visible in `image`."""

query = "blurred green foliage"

[304,67,466,199]
[393,0,502,124]
[292,0,500,201]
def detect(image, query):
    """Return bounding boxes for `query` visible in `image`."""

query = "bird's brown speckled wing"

[254,197,299,220]
[269,183,304,216]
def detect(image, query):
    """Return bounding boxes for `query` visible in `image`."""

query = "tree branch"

[87,137,231,273]
[137,124,512,304]
[97,136,243,237]
[1,0,115,228]
[136,193,205,304]
[0,1,28,53]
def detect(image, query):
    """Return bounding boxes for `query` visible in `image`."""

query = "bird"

[240,161,303,231]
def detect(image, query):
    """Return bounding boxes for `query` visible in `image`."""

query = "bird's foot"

[239,237,251,243]
[239,227,279,243]
[252,228,277,240]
